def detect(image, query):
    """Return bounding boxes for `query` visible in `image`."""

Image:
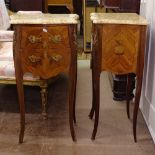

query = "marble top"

[90,13,148,25]
[10,11,79,24]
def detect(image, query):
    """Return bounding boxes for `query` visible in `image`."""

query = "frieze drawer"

[20,25,70,49]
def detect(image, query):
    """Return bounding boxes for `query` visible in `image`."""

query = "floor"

[0,60,155,155]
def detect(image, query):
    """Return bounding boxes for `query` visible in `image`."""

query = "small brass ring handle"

[49,54,62,62]
[28,55,41,64]
[28,35,42,44]
[114,46,125,55]
[49,35,62,44]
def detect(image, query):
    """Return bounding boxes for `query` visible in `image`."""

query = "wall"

[140,0,155,143]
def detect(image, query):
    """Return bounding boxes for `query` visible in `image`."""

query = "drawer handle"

[28,35,42,44]
[28,55,41,64]
[49,35,62,44]
[49,54,62,62]
[114,46,125,55]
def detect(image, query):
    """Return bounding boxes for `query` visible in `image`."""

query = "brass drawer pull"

[49,54,62,62]
[114,46,125,55]
[49,35,62,44]
[28,35,42,44]
[28,55,41,64]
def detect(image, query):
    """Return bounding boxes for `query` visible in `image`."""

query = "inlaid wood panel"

[18,25,71,79]
[20,26,70,49]
[101,24,140,74]
[22,48,71,79]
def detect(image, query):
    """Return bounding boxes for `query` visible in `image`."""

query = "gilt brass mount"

[49,35,62,44]
[28,55,41,64]
[49,54,62,62]
[28,35,42,44]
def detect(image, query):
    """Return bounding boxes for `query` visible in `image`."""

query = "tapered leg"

[13,50,25,143]
[133,74,143,142]
[14,66,25,143]
[69,70,77,141]
[89,61,95,119]
[73,61,77,124]
[68,24,77,141]
[91,71,100,140]
[40,85,48,120]
[17,77,25,144]
[69,58,77,141]
[126,74,132,119]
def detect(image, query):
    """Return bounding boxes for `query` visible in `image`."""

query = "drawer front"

[20,25,70,49]
[101,25,140,74]
[21,48,71,79]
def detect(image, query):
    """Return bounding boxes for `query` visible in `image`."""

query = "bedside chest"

[10,12,79,143]
[89,13,148,142]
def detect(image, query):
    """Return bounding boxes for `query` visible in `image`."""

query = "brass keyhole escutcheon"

[114,40,125,55]
[114,46,125,55]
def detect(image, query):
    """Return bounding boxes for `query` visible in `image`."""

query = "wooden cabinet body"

[90,13,148,142]
[101,24,140,74]
[11,13,78,143]
[99,0,141,100]
[19,25,71,79]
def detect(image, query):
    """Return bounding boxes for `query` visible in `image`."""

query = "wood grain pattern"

[90,23,147,142]
[21,25,70,49]
[13,24,77,143]
[101,24,140,74]
[22,48,71,79]
[18,25,71,79]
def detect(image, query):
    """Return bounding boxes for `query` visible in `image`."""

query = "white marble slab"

[10,12,79,24]
[90,13,148,25]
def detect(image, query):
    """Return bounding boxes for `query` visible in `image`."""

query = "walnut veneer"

[89,13,148,142]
